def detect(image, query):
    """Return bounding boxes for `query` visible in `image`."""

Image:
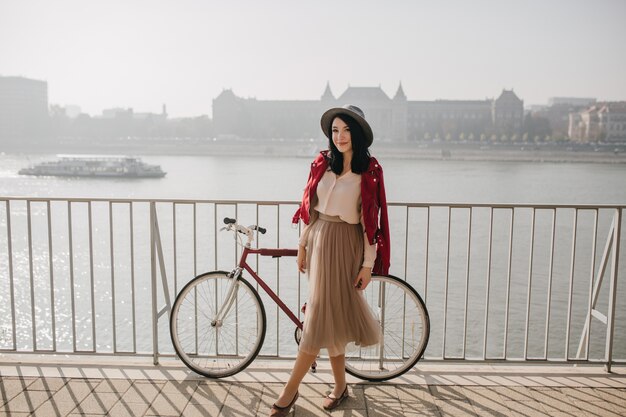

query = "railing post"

[605,208,621,372]
[150,201,159,365]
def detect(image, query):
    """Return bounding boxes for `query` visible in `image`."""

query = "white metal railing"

[0,197,624,371]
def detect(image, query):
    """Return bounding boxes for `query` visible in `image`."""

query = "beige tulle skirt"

[299,212,381,357]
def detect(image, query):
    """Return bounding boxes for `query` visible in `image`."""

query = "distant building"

[528,104,548,113]
[0,75,49,140]
[100,106,166,121]
[132,104,168,122]
[212,88,321,140]
[569,102,626,142]
[548,97,596,107]
[491,90,525,137]
[531,100,597,139]
[212,84,524,141]
[92,106,169,138]
[101,107,133,120]
[64,105,82,119]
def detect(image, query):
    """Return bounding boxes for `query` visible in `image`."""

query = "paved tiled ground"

[1,361,625,416]
[1,376,625,416]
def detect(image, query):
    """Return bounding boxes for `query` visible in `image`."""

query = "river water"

[1,153,625,204]
[0,153,624,361]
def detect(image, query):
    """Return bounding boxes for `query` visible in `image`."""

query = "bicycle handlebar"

[223,217,266,235]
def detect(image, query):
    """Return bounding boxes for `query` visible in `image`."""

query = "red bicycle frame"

[237,246,303,330]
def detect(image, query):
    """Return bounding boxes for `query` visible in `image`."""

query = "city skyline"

[1,76,614,120]
[2,0,626,117]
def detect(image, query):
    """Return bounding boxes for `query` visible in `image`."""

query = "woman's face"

[332,117,353,155]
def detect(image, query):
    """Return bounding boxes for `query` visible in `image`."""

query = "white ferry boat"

[19,155,166,178]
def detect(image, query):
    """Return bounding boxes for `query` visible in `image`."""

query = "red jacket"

[292,150,391,275]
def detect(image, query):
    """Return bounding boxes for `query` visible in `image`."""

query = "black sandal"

[270,391,299,416]
[322,386,349,411]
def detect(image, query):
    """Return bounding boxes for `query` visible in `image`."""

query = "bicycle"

[169,217,430,381]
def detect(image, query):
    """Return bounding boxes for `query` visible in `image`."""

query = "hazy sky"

[2,0,625,117]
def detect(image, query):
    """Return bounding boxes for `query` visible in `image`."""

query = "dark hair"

[327,114,371,175]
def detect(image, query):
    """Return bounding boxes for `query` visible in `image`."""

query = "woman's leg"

[274,350,318,406]
[328,353,347,397]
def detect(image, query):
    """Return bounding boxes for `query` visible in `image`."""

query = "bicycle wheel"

[170,271,266,378]
[345,274,429,381]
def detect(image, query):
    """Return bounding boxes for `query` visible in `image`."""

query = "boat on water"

[19,155,166,178]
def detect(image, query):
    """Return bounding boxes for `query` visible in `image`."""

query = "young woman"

[270,104,390,416]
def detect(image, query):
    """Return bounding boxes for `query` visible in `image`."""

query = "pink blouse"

[299,170,377,268]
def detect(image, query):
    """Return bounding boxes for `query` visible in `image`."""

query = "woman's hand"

[354,267,372,290]
[297,245,307,273]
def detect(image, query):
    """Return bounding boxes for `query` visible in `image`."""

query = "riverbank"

[375,144,626,164]
[3,137,626,164]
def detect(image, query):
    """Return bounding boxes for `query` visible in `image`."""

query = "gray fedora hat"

[320,104,374,147]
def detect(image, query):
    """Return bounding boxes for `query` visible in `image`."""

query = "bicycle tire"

[170,271,266,378]
[345,274,430,382]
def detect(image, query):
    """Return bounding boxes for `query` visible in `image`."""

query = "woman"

[270,104,391,416]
